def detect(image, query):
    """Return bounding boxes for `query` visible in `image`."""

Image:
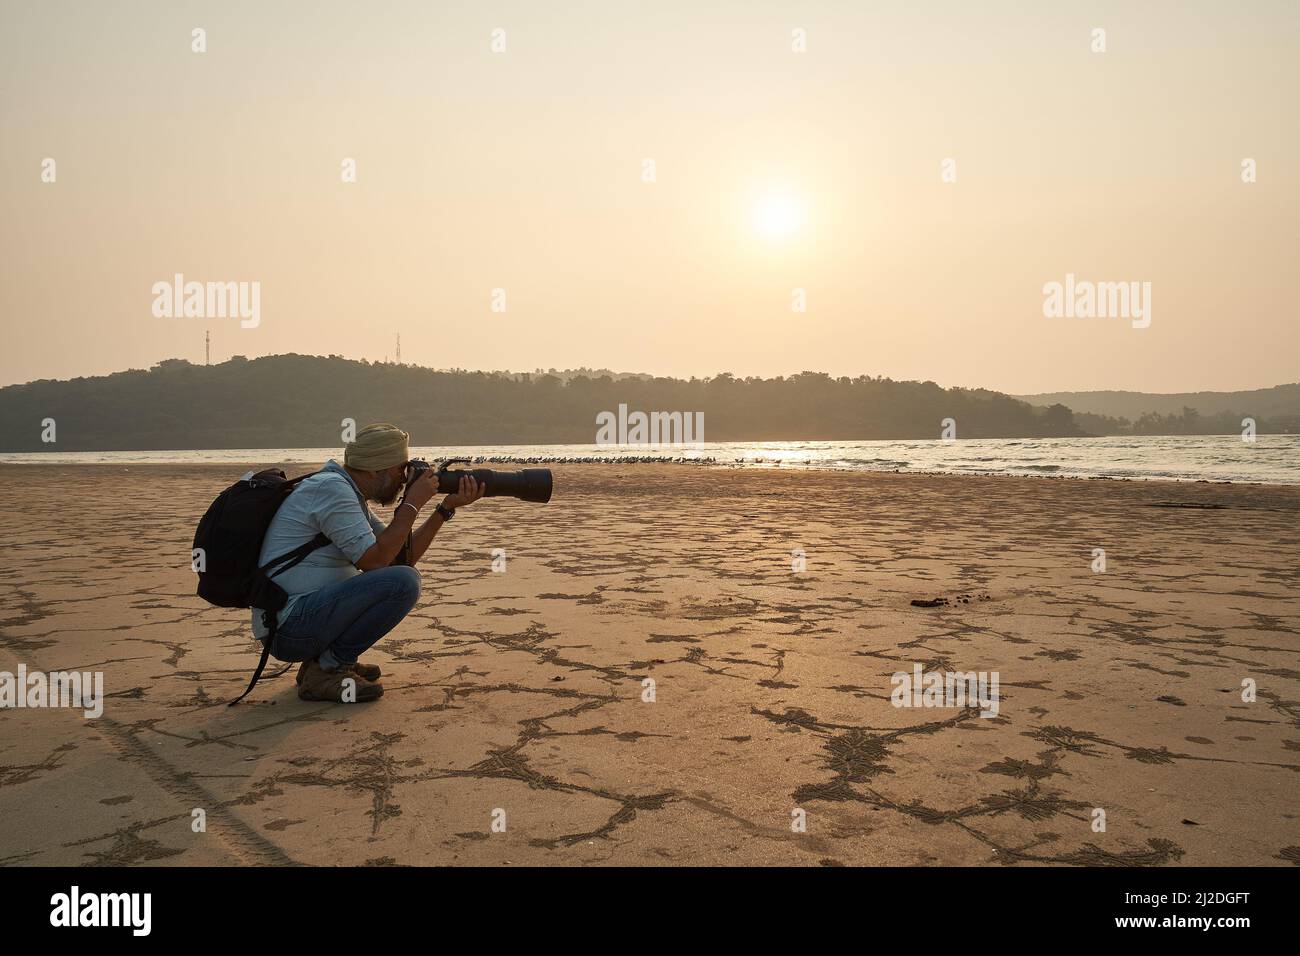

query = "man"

[252,422,486,702]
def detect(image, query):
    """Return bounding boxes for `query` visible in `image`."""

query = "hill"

[1017,385,1300,420]
[0,354,1090,451]
[1016,385,1300,436]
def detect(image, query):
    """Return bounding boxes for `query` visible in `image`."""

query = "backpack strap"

[284,469,322,486]
[260,532,332,578]
[228,530,332,707]
[228,617,281,707]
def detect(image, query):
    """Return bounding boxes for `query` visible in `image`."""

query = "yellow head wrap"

[343,422,410,471]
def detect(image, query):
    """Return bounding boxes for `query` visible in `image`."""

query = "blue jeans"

[270,566,421,670]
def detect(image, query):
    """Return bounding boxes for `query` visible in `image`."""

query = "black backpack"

[192,468,329,705]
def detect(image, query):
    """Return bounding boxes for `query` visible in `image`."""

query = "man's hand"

[403,467,440,510]
[442,474,487,510]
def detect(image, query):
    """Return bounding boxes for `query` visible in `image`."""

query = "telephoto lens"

[436,467,552,503]
[405,458,552,504]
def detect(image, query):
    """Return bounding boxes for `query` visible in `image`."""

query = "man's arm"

[353,468,440,570]
[405,508,448,565]
[354,504,419,571]
[406,473,487,563]
[357,471,488,570]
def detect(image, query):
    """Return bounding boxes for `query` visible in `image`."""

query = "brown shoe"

[297,658,381,684]
[297,660,383,703]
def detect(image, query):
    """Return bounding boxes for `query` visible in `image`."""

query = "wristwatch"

[435,503,455,522]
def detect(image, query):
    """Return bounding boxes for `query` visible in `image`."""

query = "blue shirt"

[251,460,387,640]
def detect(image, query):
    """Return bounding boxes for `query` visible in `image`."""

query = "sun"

[751,194,805,240]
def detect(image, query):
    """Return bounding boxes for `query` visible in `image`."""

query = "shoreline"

[0,458,1297,489]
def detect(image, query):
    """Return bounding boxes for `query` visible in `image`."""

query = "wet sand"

[0,463,1297,866]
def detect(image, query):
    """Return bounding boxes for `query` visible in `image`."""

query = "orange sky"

[2,0,1296,392]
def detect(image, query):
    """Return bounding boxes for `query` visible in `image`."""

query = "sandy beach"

[0,463,1296,867]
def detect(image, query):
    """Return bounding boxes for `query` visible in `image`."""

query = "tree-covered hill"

[0,354,1095,451]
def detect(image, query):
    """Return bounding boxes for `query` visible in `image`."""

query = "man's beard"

[372,473,404,506]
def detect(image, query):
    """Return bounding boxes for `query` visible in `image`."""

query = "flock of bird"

[461,454,721,466]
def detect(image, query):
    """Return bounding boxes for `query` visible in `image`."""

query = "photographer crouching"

[252,423,485,703]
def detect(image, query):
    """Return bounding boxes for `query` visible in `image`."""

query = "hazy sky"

[2,0,1296,393]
